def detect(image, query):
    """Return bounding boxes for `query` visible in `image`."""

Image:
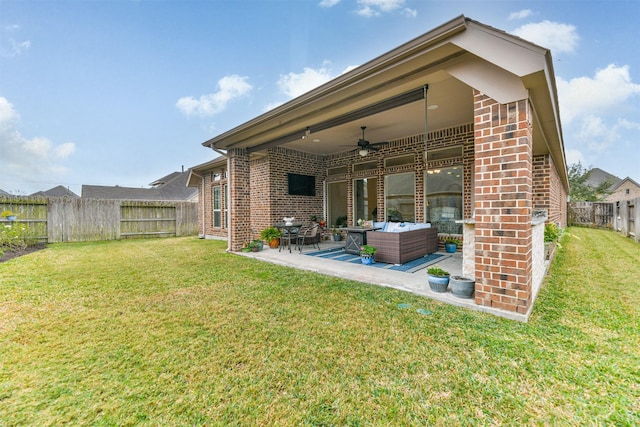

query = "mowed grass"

[0,228,638,426]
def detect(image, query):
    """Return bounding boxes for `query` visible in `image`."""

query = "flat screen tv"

[288,173,316,196]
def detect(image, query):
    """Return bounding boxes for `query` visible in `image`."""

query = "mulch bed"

[0,243,48,263]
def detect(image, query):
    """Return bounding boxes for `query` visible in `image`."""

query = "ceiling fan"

[347,126,388,157]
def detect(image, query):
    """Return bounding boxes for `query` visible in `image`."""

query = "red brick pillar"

[227,148,251,251]
[473,91,533,314]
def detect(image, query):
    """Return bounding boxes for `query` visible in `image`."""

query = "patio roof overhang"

[201,15,568,189]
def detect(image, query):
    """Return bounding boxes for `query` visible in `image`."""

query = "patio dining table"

[274,223,302,252]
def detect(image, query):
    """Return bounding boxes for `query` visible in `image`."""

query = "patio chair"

[296,224,321,252]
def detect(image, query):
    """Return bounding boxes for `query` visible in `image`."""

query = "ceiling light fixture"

[359,149,369,157]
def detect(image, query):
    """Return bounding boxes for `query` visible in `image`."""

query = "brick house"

[188,16,569,316]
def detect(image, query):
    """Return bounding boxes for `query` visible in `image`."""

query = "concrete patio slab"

[238,242,528,321]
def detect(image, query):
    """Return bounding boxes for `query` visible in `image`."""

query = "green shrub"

[0,222,39,253]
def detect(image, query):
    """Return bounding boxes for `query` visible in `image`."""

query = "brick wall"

[228,148,251,251]
[533,154,568,227]
[473,91,533,314]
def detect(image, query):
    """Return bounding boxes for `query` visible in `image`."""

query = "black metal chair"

[296,224,321,252]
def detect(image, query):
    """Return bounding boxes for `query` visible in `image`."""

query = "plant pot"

[428,274,450,293]
[251,246,260,252]
[449,276,475,298]
[360,255,374,265]
[5,215,17,221]
[445,242,457,253]
[268,238,280,249]
[333,234,342,241]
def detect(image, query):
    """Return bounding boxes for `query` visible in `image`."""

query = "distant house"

[583,168,639,202]
[0,189,11,197]
[82,171,198,201]
[30,185,79,198]
[605,177,640,202]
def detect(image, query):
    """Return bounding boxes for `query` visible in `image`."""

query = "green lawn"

[0,228,638,425]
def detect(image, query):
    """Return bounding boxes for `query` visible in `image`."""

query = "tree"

[568,162,613,201]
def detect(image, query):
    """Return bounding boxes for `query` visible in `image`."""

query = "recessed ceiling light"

[427,104,439,110]
[313,139,320,142]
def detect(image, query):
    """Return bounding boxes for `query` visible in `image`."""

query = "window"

[328,181,348,227]
[354,178,378,221]
[328,166,348,176]
[213,186,221,228]
[353,161,377,172]
[425,166,462,234]
[384,154,414,168]
[385,173,415,222]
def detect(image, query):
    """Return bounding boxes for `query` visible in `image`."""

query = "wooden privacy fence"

[568,199,639,242]
[0,196,198,243]
[568,202,614,228]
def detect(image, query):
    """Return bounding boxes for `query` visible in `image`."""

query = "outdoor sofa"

[366,222,438,265]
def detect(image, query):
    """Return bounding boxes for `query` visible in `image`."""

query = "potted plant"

[449,276,475,298]
[360,245,377,265]
[260,226,282,249]
[249,239,262,252]
[444,237,461,253]
[318,218,326,228]
[309,215,318,223]
[427,264,450,293]
[1,210,17,221]
[332,228,342,241]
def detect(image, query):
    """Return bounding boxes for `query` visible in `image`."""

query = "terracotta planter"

[268,238,280,249]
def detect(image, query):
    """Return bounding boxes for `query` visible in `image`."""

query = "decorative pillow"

[373,222,387,231]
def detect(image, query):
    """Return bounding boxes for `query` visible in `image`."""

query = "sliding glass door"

[353,178,377,222]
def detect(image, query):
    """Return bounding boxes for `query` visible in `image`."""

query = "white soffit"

[452,23,547,78]
[446,56,527,104]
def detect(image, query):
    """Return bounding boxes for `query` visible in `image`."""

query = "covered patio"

[189,15,568,319]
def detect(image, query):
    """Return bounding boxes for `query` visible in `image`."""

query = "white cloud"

[402,8,417,18]
[277,64,334,99]
[512,20,578,53]
[319,0,340,7]
[508,9,533,21]
[0,97,76,186]
[557,64,640,123]
[176,74,252,117]
[356,0,407,17]
[565,148,584,166]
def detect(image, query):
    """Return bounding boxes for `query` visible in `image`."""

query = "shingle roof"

[585,168,621,188]
[30,185,79,198]
[82,171,198,201]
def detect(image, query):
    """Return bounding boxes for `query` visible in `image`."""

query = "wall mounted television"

[288,173,316,196]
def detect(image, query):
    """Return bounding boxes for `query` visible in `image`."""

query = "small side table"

[340,227,380,254]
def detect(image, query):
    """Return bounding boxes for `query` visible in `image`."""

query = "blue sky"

[1,0,639,195]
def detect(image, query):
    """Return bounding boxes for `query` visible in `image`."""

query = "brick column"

[227,148,251,251]
[473,90,533,314]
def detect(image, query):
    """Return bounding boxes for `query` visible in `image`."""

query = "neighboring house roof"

[0,189,11,197]
[610,176,640,191]
[200,14,568,189]
[30,185,80,198]
[82,171,198,201]
[585,168,622,188]
[187,156,227,187]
